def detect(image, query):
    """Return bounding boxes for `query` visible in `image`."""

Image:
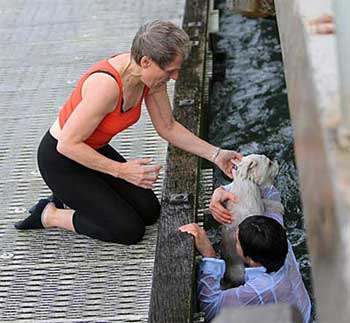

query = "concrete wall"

[275,0,350,322]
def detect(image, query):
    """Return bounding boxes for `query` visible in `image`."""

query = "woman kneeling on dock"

[15,20,241,244]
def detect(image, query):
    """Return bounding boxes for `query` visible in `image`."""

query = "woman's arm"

[57,73,120,174]
[145,86,241,177]
[57,73,161,188]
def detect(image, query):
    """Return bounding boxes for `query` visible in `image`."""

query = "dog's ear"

[263,159,279,185]
[236,160,257,179]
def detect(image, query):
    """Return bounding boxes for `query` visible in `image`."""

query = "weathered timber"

[148,0,209,322]
[212,303,302,323]
[275,0,350,322]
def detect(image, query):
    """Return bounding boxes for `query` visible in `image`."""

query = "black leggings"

[37,131,160,244]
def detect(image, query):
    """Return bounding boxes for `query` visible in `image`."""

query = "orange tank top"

[59,57,149,149]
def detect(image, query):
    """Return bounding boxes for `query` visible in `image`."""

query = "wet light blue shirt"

[198,185,311,323]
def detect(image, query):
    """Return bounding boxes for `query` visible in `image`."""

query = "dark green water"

[207,2,314,310]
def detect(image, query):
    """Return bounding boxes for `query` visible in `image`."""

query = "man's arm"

[222,183,284,225]
[259,185,284,225]
[197,258,225,322]
[198,257,261,322]
[179,224,260,322]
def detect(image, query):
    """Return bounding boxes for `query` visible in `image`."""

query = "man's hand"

[209,186,237,224]
[179,223,216,257]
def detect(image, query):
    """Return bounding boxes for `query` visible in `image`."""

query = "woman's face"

[140,54,183,88]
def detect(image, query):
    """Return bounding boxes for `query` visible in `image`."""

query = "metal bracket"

[187,21,202,28]
[178,99,194,107]
[169,193,190,205]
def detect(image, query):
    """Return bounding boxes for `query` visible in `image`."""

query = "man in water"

[180,185,311,322]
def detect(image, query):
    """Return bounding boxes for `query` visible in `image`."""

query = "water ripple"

[207,1,313,302]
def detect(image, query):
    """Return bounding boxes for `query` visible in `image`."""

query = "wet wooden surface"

[275,0,350,322]
[148,0,209,322]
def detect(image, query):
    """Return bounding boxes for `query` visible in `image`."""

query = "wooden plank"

[275,1,350,322]
[148,1,209,322]
[212,304,303,323]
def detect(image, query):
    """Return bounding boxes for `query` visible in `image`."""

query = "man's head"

[236,215,288,273]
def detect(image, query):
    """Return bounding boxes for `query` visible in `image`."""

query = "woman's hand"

[215,149,242,178]
[209,186,237,224]
[117,158,162,189]
[179,223,216,257]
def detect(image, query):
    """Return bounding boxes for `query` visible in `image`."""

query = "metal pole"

[334,0,350,149]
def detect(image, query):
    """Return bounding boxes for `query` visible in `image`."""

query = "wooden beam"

[148,1,209,322]
[212,304,302,323]
[275,1,350,322]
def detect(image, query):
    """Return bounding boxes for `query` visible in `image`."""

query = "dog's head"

[234,154,279,186]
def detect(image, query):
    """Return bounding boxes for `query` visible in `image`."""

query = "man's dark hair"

[238,215,288,273]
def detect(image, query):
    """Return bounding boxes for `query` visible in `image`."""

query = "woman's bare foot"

[41,202,57,228]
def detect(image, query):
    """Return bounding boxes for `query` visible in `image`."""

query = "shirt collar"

[245,266,266,280]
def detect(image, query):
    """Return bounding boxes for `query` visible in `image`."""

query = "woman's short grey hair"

[131,20,191,69]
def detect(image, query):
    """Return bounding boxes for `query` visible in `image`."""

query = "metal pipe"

[334,0,350,149]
